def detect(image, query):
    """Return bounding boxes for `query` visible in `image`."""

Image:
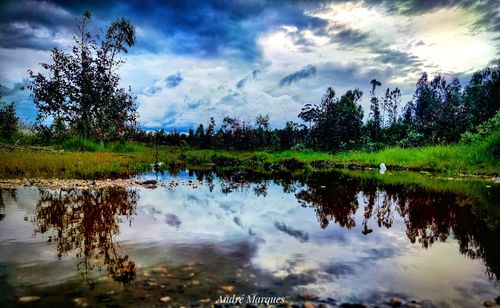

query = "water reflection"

[33,187,138,283]
[0,170,499,306]
[0,189,15,221]
[195,170,500,281]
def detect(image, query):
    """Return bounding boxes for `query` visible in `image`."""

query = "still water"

[0,170,499,307]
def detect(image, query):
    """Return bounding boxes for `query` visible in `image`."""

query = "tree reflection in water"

[188,169,500,281]
[291,171,500,281]
[33,187,138,284]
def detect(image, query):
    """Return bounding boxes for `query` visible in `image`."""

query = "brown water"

[0,170,499,307]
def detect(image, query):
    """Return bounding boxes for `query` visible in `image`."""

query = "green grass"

[0,150,143,178]
[0,131,498,179]
[331,130,499,175]
[57,136,145,153]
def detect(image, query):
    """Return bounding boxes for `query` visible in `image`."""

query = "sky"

[0,0,498,131]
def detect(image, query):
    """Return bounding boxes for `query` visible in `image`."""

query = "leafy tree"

[0,88,19,140]
[195,124,205,147]
[204,117,216,147]
[301,87,364,152]
[255,114,270,147]
[367,79,382,140]
[463,67,500,130]
[28,11,137,140]
[386,87,401,127]
[298,104,318,129]
[278,121,299,149]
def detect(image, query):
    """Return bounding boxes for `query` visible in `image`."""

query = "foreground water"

[0,170,499,307]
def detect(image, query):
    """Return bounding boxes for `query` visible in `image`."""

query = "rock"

[303,302,315,308]
[219,285,235,292]
[389,297,403,307]
[160,296,172,303]
[199,298,211,304]
[19,296,41,303]
[73,297,89,307]
[298,293,319,300]
[152,267,168,274]
[347,164,357,170]
[191,279,201,285]
[483,299,497,307]
[379,163,387,174]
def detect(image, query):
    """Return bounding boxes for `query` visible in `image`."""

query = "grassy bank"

[0,132,498,178]
[332,130,500,175]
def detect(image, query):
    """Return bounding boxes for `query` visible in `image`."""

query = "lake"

[0,170,499,307]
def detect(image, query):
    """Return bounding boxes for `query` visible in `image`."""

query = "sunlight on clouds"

[410,8,497,73]
[311,3,497,76]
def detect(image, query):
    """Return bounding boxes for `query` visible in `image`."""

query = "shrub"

[461,110,500,144]
[0,101,18,140]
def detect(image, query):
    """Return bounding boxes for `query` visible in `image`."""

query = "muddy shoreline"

[0,178,202,190]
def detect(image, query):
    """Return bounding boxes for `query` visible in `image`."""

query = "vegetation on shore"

[0,128,498,179]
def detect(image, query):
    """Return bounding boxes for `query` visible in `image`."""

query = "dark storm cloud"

[279,65,317,86]
[0,1,74,50]
[274,221,309,242]
[0,0,330,60]
[123,0,330,59]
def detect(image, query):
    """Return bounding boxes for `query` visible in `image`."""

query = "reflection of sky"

[124,180,500,304]
[1,181,499,305]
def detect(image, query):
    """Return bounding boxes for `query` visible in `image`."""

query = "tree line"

[133,65,499,152]
[0,12,498,153]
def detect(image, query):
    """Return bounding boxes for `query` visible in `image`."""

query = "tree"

[367,79,382,140]
[255,114,270,147]
[386,87,401,127]
[195,124,205,146]
[410,73,468,143]
[278,121,299,149]
[298,104,318,129]
[28,11,137,140]
[205,117,216,147]
[463,67,500,130]
[300,87,364,152]
[0,87,19,140]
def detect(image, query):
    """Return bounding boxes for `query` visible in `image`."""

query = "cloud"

[365,0,500,36]
[330,25,372,47]
[279,65,317,86]
[274,221,309,243]
[1,0,497,129]
[0,80,36,123]
[324,262,355,278]
[165,73,183,88]
[0,1,75,51]
[235,69,261,89]
[164,213,182,228]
